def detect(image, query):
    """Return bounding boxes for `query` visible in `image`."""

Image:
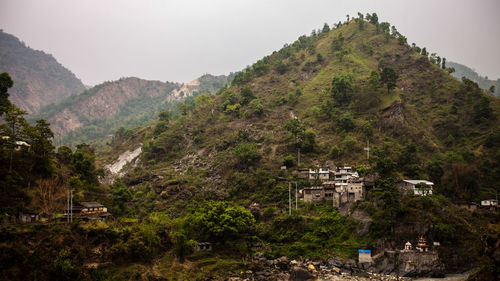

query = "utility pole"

[289,182,291,215]
[364,140,370,161]
[70,189,73,223]
[295,182,298,210]
[67,189,69,223]
[297,148,301,166]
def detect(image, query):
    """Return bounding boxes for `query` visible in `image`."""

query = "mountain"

[0,30,86,113]
[103,18,500,274]
[31,74,231,145]
[447,61,500,97]
[2,16,500,280]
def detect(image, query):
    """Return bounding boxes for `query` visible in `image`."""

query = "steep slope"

[32,74,230,145]
[0,30,85,113]
[139,20,500,183]
[104,19,500,274]
[447,61,500,97]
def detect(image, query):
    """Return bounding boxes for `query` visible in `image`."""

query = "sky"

[0,0,499,86]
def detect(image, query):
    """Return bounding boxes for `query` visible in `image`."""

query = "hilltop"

[0,30,86,113]
[30,74,232,146]
[128,17,500,203]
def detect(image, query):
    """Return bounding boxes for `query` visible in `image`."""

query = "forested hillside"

[1,13,499,281]
[0,30,86,113]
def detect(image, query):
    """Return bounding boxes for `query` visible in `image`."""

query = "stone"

[277,256,289,269]
[290,266,314,281]
[307,264,316,272]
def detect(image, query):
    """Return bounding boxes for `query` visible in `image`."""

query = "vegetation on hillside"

[1,12,500,280]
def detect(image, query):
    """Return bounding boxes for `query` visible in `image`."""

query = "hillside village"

[1,11,499,281]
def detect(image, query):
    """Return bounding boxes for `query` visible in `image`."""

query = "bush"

[283,154,296,168]
[184,201,255,242]
[233,143,260,168]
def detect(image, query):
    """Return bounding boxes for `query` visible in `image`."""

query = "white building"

[398,180,434,196]
[308,168,330,181]
[481,199,498,207]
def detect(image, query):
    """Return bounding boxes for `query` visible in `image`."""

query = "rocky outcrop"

[240,253,413,281]
[0,30,85,113]
[372,250,445,278]
[379,100,408,133]
[398,251,445,277]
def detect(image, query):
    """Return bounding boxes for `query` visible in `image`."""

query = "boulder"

[290,266,314,281]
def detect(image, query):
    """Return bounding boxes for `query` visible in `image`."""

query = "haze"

[1,0,499,86]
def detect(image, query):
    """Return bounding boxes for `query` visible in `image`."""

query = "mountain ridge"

[0,29,86,113]
[31,74,231,145]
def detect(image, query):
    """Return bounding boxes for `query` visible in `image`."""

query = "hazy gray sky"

[1,0,499,85]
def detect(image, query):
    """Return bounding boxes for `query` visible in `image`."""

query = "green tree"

[158,111,170,122]
[301,129,316,153]
[26,119,55,175]
[321,23,330,33]
[331,33,344,51]
[110,179,132,215]
[441,57,446,69]
[331,73,354,103]
[233,143,260,168]
[1,104,28,172]
[380,67,398,94]
[369,13,378,24]
[335,49,348,62]
[184,201,255,242]
[283,154,296,168]
[338,112,355,132]
[249,99,264,116]
[398,34,407,45]
[0,72,14,115]
[368,70,380,89]
[489,85,495,94]
[371,178,401,237]
[240,86,256,105]
[473,96,492,123]
[284,117,306,146]
[173,232,194,262]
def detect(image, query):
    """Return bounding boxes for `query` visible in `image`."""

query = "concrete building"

[303,186,325,202]
[397,180,434,196]
[308,168,330,181]
[358,249,373,263]
[481,199,498,207]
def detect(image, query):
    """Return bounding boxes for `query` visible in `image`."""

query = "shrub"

[233,143,260,168]
[283,154,296,168]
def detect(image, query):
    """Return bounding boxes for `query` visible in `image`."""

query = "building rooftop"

[402,180,434,186]
[80,202,105,208]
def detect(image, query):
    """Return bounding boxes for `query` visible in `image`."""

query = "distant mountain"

[447,61,500,97]
[31,74,231,145]
[0,30,86,113]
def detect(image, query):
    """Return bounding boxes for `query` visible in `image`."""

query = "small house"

[65,202,110,221]
[303,186,325,202]
[397,180,434,196]
[19,212,39,223]
[358,249,373,263]
[481,199,498,207]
